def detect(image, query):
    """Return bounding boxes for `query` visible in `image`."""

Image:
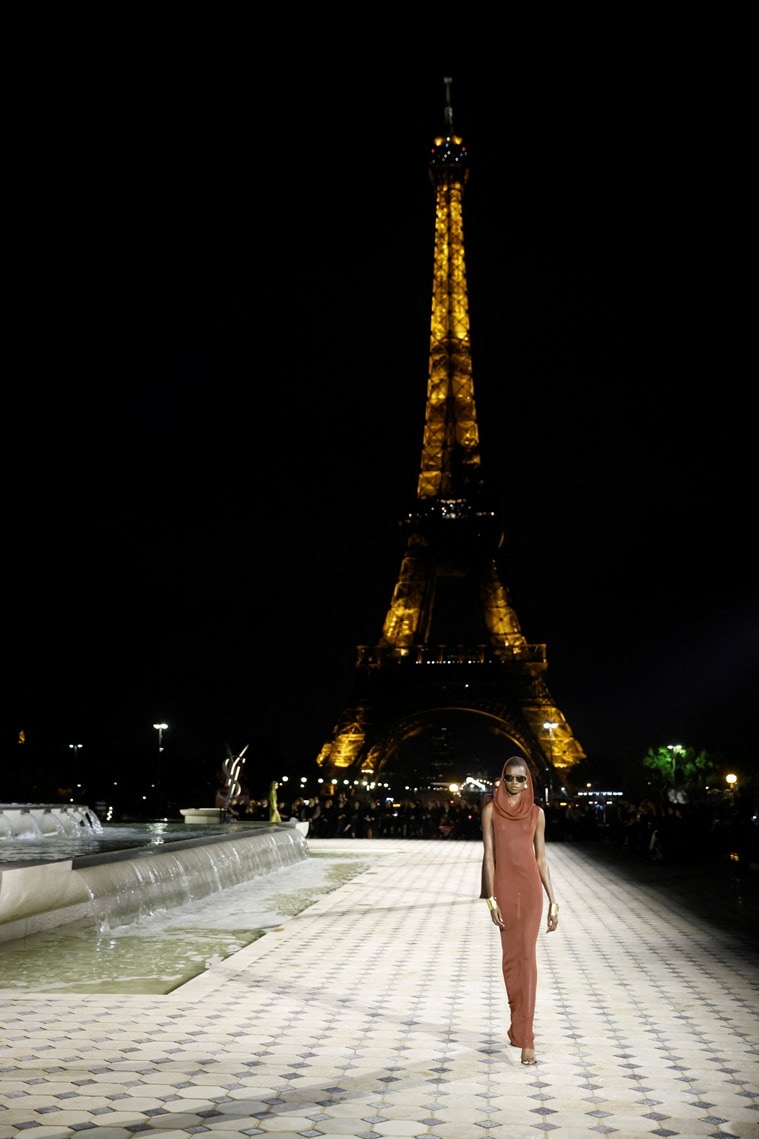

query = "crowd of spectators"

[227,783,757,872]
[234,791,485,840]
[544,792,757,871]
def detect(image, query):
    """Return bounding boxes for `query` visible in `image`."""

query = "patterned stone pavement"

[0,837,757,1138]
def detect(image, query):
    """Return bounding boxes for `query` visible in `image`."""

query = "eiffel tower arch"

[316,79,585,800]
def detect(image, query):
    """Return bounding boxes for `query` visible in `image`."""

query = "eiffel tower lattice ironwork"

[316,79,585,797]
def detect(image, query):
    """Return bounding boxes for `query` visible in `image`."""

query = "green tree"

[642,743,718,802]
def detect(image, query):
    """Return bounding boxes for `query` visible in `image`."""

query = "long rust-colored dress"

[491,765,542,1049]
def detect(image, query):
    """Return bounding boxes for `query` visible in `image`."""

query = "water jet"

[0,802,102,839]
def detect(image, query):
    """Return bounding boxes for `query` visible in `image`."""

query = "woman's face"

[502,765,528,793]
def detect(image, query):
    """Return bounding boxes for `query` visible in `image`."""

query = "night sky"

[7,50,756,802]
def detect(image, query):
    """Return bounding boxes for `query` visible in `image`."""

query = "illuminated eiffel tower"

[316,79,585,797]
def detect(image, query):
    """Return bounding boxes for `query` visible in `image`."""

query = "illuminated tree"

[642,744,717,802]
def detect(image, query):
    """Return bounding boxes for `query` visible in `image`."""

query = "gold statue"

[268,780,281,824]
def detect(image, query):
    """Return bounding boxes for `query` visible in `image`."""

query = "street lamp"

[667,744,685,801]
[726,773,737,793]
[69,743,83,764]
[152,722,168,792]
[543,722,558,800]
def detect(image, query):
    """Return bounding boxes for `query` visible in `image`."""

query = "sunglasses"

[503,774,527,783]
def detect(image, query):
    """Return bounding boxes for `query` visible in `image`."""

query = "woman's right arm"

[481,802,504,927]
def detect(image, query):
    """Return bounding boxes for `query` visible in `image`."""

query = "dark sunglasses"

[503,774,527,783]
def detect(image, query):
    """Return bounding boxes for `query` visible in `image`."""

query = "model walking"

[481,756,559,1064]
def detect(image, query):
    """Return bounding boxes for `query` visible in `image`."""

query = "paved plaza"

[1,837,757,1138]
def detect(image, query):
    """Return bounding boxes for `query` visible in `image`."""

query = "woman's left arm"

[534,809,559,932]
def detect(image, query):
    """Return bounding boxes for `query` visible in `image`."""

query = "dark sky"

[7,50,757,796]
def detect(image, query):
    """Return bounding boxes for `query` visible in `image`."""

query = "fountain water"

[0,844,370,995]
[0,808,309,944]
[77,827,307,928]
[0,794,338,996]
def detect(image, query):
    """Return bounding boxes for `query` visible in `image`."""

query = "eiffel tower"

[316,78,585,798]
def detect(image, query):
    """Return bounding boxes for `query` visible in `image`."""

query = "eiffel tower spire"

[416,76,482,503]
[316,78,585,795]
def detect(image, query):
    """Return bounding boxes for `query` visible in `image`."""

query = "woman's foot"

[521,1048,536,1065]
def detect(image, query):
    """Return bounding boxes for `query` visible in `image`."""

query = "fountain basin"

[0,823,309,944]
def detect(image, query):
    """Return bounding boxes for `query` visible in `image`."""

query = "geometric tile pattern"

[1,838,757,1138]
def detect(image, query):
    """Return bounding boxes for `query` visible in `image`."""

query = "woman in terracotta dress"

[481,756,559,1065]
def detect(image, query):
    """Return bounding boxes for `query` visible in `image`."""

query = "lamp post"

[69,743,83,768]
[153,723,168,791]
[543,722,558,763]
[667,744,684,802]
[543,722,558,799]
